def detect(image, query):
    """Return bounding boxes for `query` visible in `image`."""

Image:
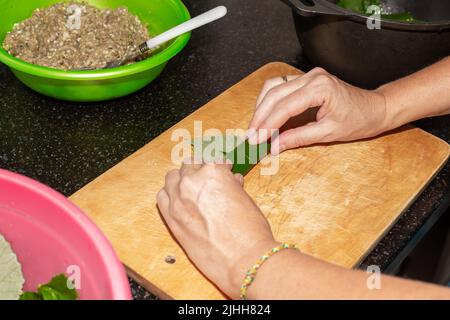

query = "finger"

[156,188,170,217]
[200,160,233,174]
[182,156,203,166]
[202,153,226,165]
[156,188,181,236]
[249,77,303,134]
[164,169,181,195]
[255,78,282,109]
[213,157,233,171]
[180,160,202,176]
[199,161,234,180]
[255,75,299,107]
[270,121,334,155]
[253,82,330,145]
[234,173,244,185]
[249,68,328,133]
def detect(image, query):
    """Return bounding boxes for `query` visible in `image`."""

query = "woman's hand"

[157,161,277,299]
[248,68,388,155]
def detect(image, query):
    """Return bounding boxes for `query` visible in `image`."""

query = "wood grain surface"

[70,62,450,300]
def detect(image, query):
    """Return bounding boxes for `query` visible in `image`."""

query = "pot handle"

[282,0,349,17]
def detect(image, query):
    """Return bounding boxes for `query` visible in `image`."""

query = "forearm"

[377,57,450,131]
[246,249,450,300]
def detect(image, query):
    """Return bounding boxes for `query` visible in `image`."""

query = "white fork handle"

[145,6,227,50]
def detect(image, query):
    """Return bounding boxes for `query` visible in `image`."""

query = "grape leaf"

[0,234,25,300]
[192,135,270,176]
[20,274,78,300]
[18,292,41,300]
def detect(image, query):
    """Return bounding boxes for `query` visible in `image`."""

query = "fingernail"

[246,128,255,138]
[246,128,257,143]
[247,129,259,144]
[248,134,258,145]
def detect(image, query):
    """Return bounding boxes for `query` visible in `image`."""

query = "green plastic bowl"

[0,0,191,102]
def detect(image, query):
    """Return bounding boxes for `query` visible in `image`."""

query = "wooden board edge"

[126,265,175,300]
[351,142,450,269]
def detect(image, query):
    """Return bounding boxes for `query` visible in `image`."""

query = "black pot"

[283,0,450,88]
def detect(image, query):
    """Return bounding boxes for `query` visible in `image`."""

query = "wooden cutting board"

[70,62,450,300]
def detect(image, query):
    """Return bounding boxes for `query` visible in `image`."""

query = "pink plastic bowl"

[0,169,131,300]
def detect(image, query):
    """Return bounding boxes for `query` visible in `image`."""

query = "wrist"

[373,86,397,133]
[228,239,279,299]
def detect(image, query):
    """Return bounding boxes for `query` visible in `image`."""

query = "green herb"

[337,0,417,22]
[337,0,380,15]
[19,292,42,300]
[192,135,271,176]
[381,12,416,22]
[19,274,78,300]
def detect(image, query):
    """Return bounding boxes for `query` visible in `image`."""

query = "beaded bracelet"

[240,243,299,300]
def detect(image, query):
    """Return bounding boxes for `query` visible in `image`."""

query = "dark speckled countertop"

[0,0,449,300]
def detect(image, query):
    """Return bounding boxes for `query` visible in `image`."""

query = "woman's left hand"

[157,161,278,299]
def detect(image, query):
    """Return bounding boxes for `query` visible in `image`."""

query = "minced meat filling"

[2,2,150,70]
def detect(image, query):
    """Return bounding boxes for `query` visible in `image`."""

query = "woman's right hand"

[248,68,389,155]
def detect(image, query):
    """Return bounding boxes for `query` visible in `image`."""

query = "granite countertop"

[0,0,449,300]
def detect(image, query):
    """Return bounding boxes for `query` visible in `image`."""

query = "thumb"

[234,173,244,185]
[270,121,333,155]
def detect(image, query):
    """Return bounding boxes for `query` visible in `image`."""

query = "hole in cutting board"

[165,255,176,264]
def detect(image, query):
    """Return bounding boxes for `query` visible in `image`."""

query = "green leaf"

[191,135,270,176]
[19,274,78,300]
[337,0,380,14]
[225,139,271,176]
[39,286,65,300]
[0,234,25,300]
[381,12,416,22]
[39,274,78,300]
[337,0,418,22]
[19,292,41,300]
